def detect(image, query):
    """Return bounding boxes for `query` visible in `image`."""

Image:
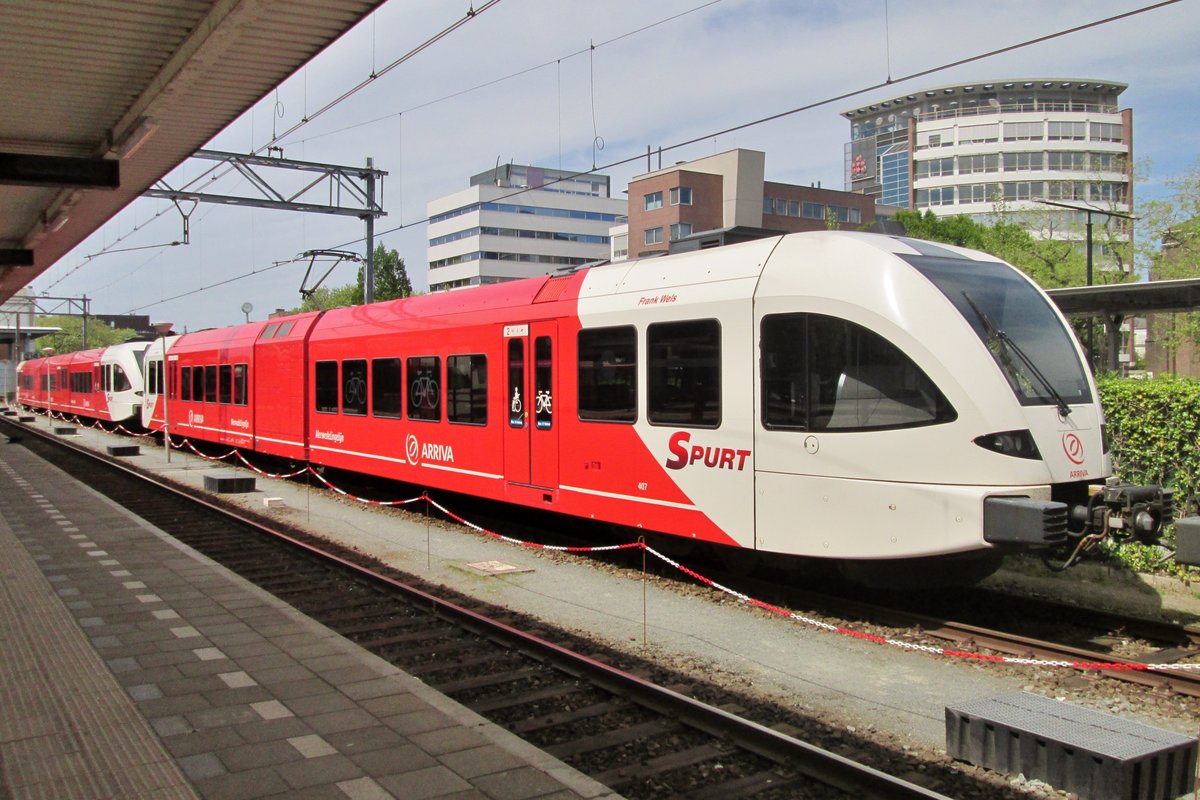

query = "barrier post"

[424,494,432,570]
[639,536,647,647]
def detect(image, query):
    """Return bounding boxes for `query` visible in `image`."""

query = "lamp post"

[1033,199,1137,372]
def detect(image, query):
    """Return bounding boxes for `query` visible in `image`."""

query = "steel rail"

[1,415,951,800]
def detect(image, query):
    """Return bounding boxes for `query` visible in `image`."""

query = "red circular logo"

[1062,433,1085,465]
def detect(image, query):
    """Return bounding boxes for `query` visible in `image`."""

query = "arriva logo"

[664,431,750,471]
[405,434,455,465]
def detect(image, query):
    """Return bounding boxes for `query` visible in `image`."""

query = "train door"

[503,322,559,493]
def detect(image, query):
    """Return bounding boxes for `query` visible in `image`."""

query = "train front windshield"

[903,254,1092,408]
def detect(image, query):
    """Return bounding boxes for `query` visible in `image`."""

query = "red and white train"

[16,341,150,423]
[18,232,1181,583]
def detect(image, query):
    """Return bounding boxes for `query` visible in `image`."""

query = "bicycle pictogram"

[535,390,552,415]
[411,373,440,409]
[344,375,366,407]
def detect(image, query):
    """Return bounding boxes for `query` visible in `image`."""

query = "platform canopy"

[1046,278,1200,317]
[0,0,387,304]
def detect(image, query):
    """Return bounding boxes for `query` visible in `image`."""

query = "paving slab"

[0,435,619,800]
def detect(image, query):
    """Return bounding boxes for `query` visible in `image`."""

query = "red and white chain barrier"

[16,412,1200,675]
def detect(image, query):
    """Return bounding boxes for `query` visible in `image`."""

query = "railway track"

[4,415,958,800]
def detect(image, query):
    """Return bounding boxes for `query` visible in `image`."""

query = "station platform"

[0,436,619,800]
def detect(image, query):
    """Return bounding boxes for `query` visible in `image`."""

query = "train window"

[578,326,637,423]
[648,319,721,428]
[371,358,402,418]
[218,365,232,404]
[147,361,158,395]
[204,366,217,403]
[112,365,131,393]
[261,323,280,339]
[342,359,368,416]
[315,361,339,413]
[233,364,247,405]
[448,355,487,426]
[407,356,441,422]
[180,366,192,400]
[191,366,205,402]
[761,313,955,432]
[276,321,295,337]
[534,338,552,430]
[508,339,525,428]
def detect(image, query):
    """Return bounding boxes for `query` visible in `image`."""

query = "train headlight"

[973,429,1042,460]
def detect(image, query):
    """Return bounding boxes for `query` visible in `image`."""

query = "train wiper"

[961,291,1072,418]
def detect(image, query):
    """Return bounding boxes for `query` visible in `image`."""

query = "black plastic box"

[1175,517,1200,567]
[947,692,1196,800]
[106,445,140,457]
[203,473,256,494]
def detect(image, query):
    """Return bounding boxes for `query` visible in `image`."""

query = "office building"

[623,149,876,259]
[426,164,625,292]
[843,79,1133,254]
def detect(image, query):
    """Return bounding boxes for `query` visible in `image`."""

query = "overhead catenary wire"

[45,2,504,281]
[105,0,1185,313]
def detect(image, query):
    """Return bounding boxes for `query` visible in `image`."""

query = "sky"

[31,0,1200,331]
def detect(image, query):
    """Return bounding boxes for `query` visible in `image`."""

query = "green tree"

[1138,161,1200,355]
[354,243,413,304]
[34,315,138,355]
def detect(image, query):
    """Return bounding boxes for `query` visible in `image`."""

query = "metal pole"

[1086,211,1094,372]
[364,157,375,305]
[81,295,89,349]
[162,335,171,464]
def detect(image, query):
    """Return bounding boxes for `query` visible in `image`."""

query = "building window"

[802,201,824,219]
[578,326,636,423]
[828,205,851,223]
[1047,121,1086,141]
[1001,181,1045,201]
[1048,152,1087,171]
[916,157,953,178]
[959,123,999,145]
[763,196,774,215]
[670,187,692,205]
[372,358,402,418]
[447,355,487,425]
[1003,152,1044,172]
[959,154,999,174]
[1004,121,1044,141]
[644,227,663,246]
[916,128,952,149]
[1088,152,1124,172]
[669,222,693,241]
[1090,122,1122,142]
[1047,181,1087,201]
[961,183,998,204]
[644,191,663,211]
[916,186,955,207]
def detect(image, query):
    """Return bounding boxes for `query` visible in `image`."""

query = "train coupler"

[1069,482,1173,545]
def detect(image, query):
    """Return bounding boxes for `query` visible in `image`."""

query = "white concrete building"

[843,79,1133,255]
[426,164,625,292]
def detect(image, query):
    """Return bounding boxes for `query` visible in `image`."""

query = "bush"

[1097,374,1200,576]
